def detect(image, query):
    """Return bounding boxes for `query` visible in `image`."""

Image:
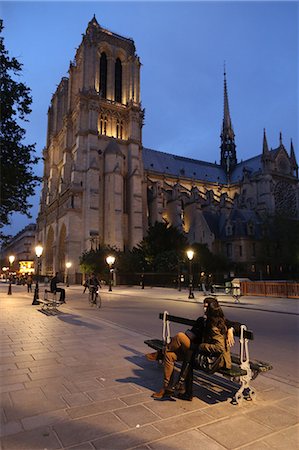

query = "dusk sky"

[1,1,298,237]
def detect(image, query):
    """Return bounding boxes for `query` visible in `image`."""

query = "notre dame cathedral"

[37,16,298,281]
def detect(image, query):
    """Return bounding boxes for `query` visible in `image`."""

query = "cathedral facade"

[37,17,298,281]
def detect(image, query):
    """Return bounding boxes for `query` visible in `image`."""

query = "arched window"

[120,120,123,139]
[100,53,107,98]
[115,58,122,103]
[116,119,124,139]
[99,115,108,135]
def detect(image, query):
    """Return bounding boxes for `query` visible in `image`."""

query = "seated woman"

[146,297,238,400]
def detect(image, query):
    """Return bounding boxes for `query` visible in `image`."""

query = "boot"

[151,386,174,399]
[145,350,163,362]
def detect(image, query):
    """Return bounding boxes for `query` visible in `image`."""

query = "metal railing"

[241,281,299,298]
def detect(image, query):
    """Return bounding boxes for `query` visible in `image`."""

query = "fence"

[241,281,299,298]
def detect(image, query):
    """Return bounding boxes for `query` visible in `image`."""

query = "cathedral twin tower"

[37,16,298,279]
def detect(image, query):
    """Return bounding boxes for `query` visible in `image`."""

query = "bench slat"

[144,339,272,373]
[158,313,254,340]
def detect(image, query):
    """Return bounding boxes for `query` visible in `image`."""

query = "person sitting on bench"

[50,272,66,303]
[146,297,239,400]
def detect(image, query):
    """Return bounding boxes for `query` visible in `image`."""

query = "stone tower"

[37,16,145,279]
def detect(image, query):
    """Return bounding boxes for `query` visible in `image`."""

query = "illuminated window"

[115,58,122,103]
[99,115,108,135]
[100,53,107,98]
[116,120,124,139]
[120,120,123,139]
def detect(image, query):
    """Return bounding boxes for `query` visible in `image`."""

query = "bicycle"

[88,286,102,308]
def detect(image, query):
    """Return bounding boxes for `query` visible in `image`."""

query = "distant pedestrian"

[26,275,33,293]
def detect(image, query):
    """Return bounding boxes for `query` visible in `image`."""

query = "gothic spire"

[220,65,237,172]
[262,128,270,154]
[279,131,283,147]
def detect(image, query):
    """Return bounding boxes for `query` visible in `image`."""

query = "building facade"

[37,17,298,281]
[1,223,36,274]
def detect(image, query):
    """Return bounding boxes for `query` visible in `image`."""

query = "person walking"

[26,275,33,293]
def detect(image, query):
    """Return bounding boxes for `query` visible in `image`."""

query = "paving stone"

[146,396,205,419]
[0,420,23,437]
[61,392,93,407]
[147,429,226,449]
[86,384,139,401]
[245,405,298,430]
[0,383,25,394]
[53,411,128,447]
[275,396,299,417]
[202,400,250,419]
[114,404,159,428]
[199,416,272,449]
[120,392,154,406]
[92,424,163,449]
[258,388,292,402]
[0,373,30,385]
[153,410,212,435]
[21,409,69,431]
[65,443,94,450]
[261,424,299,450]
[67,398,126,419]
[0,426,62,449]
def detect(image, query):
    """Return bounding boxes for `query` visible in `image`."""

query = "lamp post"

[7,255,15,295]
[106,255,115,292]
[186,249,194,299]
[65,262,72,287]
[32,244,43,305]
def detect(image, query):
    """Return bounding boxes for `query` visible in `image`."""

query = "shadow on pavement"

[117,344,237,405]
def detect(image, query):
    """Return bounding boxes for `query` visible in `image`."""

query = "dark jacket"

[199,326,232,369]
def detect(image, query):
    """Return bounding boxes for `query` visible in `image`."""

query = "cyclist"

[87,273,100,304]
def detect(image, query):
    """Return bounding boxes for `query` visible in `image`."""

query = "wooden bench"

[211,284,242,303]
[38,290,63,313]
[144,311,273,405]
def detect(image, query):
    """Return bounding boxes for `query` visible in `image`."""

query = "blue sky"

[1,1,298,237]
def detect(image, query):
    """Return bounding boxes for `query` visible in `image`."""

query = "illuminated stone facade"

[37,17,298,280]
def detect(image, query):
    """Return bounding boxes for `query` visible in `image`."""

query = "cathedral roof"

[230,154,262,182]
[143,148,228,183]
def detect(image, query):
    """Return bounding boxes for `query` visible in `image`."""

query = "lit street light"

[186,249,194,299]
[65,262,72,287]
[7,255,15,295]
[106,255,115,292]
[32,244,43,305]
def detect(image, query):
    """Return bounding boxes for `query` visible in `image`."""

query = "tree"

[136,222,188,272]
[0,20,40,236]
[258,214,299,278]
[79,246,119,276]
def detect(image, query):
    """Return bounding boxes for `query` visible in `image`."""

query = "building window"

[99,115,108,135]
[100,53,107,98]
[252,243,256,257]
[239,245,243,257]
[115,58,122,103]
[226,243,232,257]
[116,119,123,139]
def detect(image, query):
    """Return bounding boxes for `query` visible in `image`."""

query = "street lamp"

[186,249,194,299]
[65,262,72,287]
[32,244,43,305]
[7,255,15,295]
[106,255,115,292]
